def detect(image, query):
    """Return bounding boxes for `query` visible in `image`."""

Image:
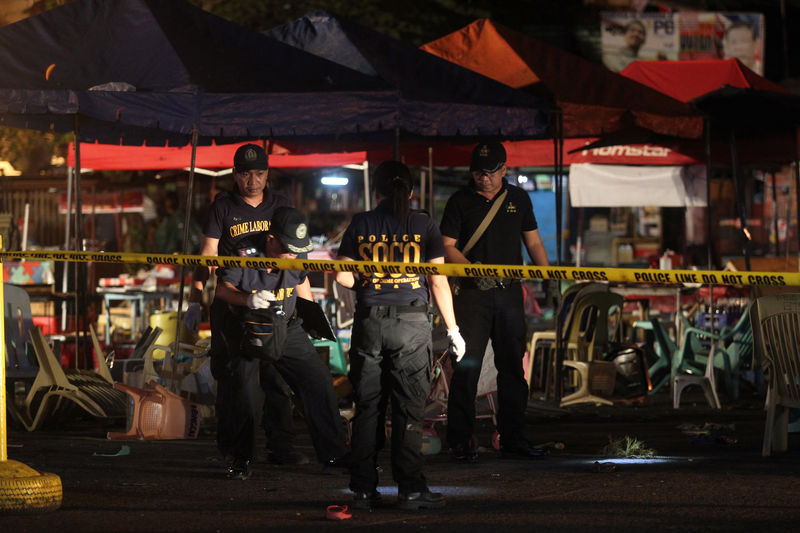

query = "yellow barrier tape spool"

[0,250,796,287]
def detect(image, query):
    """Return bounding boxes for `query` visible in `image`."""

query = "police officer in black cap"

[440,142,550,462]
[214,207,349,480]
[185,143,309,468]
[336,160,464,510]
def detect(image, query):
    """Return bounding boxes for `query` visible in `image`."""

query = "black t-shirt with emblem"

[218,256,308,318]
[439,179,537,265]
[338,201,445,307]
[204,189,291,258]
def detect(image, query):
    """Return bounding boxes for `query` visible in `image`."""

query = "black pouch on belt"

[239,307,288,362]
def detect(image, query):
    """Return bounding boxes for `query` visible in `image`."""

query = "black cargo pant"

[212,301,347,462]
[446,283,529,448]
[348,304,432,494]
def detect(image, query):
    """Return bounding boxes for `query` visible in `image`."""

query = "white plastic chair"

[751,293,800,456]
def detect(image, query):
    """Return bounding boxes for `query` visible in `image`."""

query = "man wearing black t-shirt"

[214,207,349,480]
[185,144,304,468]
[439,142,550,462]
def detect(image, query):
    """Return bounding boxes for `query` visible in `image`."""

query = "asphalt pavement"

[3,389,800,532]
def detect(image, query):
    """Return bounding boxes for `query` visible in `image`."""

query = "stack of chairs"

[528,282,641,407]
[20,327,128,431]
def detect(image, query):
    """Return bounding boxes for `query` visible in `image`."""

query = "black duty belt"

[355,303,429,319]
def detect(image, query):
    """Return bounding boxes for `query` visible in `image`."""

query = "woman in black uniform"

[336,161,464,510]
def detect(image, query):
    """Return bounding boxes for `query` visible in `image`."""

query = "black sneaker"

[352,490,382,510]
[267,450,310,466]
[500,440,546,460]
[450,442,478,463]
[226,458,252,480]
[397,490,446,510]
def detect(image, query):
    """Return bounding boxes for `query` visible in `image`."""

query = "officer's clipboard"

[295,297,336,341]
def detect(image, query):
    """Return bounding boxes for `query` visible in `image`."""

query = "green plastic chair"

[632,318,675,395]
[312,338,347,375]
[673,305,753,401]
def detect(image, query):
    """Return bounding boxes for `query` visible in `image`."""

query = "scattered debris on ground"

[602,435,656,458]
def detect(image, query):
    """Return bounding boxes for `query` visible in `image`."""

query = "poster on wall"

[678,12,765,75]
[601,12,679,72]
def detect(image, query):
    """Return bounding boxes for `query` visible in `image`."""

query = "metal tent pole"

[73,117,86,368]
[428,147,434,216]
[771,171,780,257]
[172,124,199,389]
[729,129,751,271]
[552,108,564,405]
[795,160,800,268]
[61,166,73,333]
[704,118,713,270]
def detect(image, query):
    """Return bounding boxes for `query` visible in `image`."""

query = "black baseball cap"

[470,142,507,173]
[233,143,269,172]
[269,206,313,254]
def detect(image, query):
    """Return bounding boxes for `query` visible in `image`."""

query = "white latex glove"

[447,327,466,362]
[183,302,202,334]
[247,290,275,309]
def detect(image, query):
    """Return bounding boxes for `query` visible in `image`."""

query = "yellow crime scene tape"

[0,249,797,287]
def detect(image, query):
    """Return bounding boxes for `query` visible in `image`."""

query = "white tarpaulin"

[568,163,707,207]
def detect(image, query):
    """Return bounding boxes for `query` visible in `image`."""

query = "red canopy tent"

[620,58,800,160]
[67,141,367,170]
[620,58,791,103]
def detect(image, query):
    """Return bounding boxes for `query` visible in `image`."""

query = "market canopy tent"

[0,0,405,145]
[263,10,552,209]
[620,59,791,105]
[420,18,702,139]
[621,59,800,133]
[67,142,367,171]
[265,10,550,140]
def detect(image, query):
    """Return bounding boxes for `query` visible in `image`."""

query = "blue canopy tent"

[0,0,399,144]
[265,10,551,150]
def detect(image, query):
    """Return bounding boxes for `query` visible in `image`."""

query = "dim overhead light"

[321,176,349,186]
